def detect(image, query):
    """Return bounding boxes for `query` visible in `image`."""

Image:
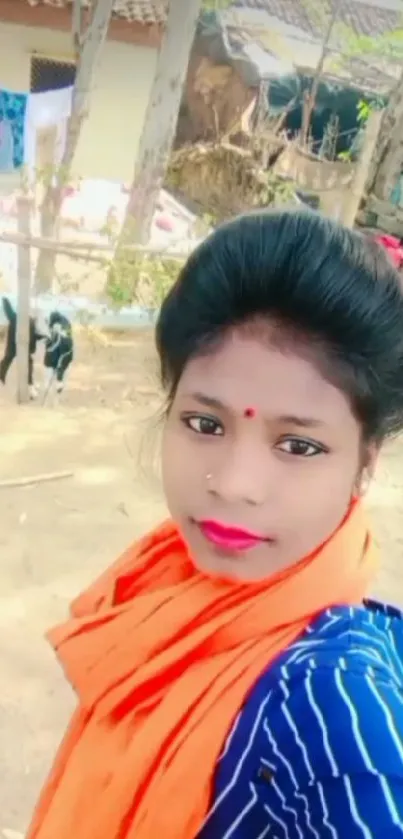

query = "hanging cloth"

[0,89,27,171]
[0,119,14,172]
[24,86,74,171]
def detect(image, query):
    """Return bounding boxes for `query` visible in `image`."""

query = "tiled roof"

[26,0,167,25]
[27,0,401,35]
[231,0,401,38]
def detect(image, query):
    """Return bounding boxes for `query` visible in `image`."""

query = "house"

[178,0,402,151]
[224,0,402,94]
[0,0,166,182]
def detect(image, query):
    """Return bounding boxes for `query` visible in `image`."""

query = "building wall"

[0,19,158,183]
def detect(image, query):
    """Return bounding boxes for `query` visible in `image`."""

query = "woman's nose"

[207,446,270,507]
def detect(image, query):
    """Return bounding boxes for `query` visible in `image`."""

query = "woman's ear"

[356,442,379,497]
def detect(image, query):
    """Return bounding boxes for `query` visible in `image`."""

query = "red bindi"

[244,407,256,418]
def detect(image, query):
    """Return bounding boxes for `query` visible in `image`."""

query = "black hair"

[155,209,403,441]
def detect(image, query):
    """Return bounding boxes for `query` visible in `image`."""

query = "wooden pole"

[72,0,82,58]
[16,195,32,404]
[368,70,403,200]
[341,110,383,229]
[0,229,191,260]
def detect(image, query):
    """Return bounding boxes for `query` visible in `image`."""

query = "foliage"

[106,253,181,309]
[202,0,232,9]
[337,95,384,160]
[357,97,384,124]
[105,168,296,311]
[342,28,403,63]
[301,0,403,61]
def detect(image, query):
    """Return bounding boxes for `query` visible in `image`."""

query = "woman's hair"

[155,209,403,441]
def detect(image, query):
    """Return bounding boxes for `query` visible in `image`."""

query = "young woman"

[28,210,403,839]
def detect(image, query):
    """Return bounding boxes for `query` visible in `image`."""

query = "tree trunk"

[300,4,338,148]
[35,0,114,292]
[115,0,203,250]
[367,69,403,201]
[341,110,382,228]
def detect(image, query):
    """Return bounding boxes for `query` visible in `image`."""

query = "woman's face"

[162,332,373,581]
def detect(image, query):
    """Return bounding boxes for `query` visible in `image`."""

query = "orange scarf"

[28,501,377,839]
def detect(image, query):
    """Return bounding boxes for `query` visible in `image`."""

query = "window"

[30,55,76,93]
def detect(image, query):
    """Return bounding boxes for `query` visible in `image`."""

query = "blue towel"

[0,89,27,170]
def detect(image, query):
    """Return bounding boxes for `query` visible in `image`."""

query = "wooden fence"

[1,204,191,404]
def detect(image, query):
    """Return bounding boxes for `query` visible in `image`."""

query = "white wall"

[0,20,158,183]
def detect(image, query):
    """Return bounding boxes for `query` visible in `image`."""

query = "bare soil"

[0,331,402,835]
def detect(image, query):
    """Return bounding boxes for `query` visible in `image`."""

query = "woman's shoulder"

[211,602,403,815]
[273,599,403,685]
[218,600,403,785]
[206,604,403,839]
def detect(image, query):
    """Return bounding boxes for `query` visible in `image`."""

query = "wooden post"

[16,195,32,404]
[368,70,403,200]
[72,0,82,58]
[341,110,383,228]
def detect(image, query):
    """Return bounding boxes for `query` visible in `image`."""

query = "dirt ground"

[0,331,402,836]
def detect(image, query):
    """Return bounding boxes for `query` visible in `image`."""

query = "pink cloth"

[374,234,403,269]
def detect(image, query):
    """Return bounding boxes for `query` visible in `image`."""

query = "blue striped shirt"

[198,600,403,838]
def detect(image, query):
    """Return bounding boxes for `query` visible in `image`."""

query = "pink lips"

[198,520,269,553]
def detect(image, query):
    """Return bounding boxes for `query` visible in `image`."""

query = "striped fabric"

[198,601,403,838]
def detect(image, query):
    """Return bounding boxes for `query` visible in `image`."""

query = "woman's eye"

[276,437,325,457]
[184,415,224,436]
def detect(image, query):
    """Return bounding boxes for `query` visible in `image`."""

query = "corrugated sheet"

[230,0,401,38]
[223,0,401,92]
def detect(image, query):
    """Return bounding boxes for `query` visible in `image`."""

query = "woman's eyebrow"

[186,393,326,428]
[187,392,227,411]
[276,414,326,429]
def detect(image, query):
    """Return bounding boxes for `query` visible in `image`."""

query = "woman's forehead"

[177,334,354,426]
